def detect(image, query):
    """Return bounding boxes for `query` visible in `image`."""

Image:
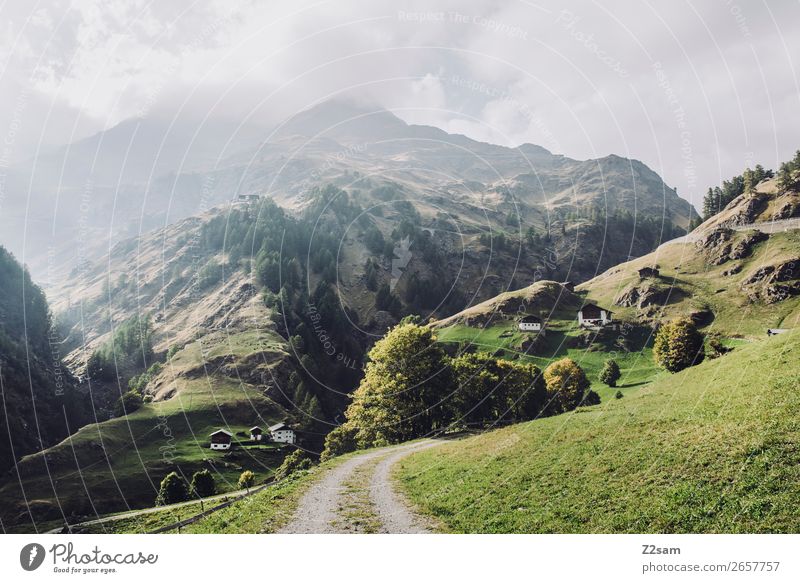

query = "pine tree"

[598,359,621,387]
[777,162,794,193]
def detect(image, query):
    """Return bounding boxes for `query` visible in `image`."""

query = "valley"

[0,101,797,535]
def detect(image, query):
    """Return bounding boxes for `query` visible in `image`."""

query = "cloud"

[1,0,799,209]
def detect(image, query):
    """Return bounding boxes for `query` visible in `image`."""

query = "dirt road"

[279,440,441,534]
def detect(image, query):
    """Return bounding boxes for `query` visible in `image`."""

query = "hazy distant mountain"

[1,99,696,281]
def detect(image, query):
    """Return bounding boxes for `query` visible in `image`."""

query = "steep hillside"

[0,246,88,474]
[396,330,800,533]
[8,100,695,285]
[698,177,800,231]
[0,325,291,530]
[429,280,659,399]
[0,264,295,529]
[578,198,800,339]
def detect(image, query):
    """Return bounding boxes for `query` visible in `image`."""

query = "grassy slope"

[92,456,350,533]
[0,328,291,531]
[396,330,800,533]
[579,230,800,339]
[437,319,659,401]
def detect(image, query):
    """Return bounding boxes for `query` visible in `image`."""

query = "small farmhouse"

[209,429,232,450]
[518,315,543,332]
[578,303,613,328]
[767,328,789,336]
[269,422,296,444]
[235,194,260,204]
[250,426,264,441]
[638,267,660,279]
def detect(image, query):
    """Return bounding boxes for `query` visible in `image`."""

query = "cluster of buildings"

[209,422,296,451]
[517,303,614,333]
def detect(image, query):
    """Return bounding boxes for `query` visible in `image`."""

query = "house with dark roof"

[577,304,613,328]
[269,422,296,444]
[518,314,543,332]
[209,429,232,450]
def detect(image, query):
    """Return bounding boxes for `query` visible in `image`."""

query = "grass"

[580,230,800,339]
[76,500,209,534]
[0,329,292,532]
[437,319,662,401]
[395,330,800,533]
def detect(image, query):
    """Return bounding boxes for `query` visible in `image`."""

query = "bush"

[238,470,256,490]
[708,337,731,358]
[321,424,358,461]
[113,390,143,417]
[156,472,189,506]
[543,358,591,413]
[189,469,216,498]
[275,450,313,480]
[653,317,705,373]
[598,359,621,387]
[615,390,623,399]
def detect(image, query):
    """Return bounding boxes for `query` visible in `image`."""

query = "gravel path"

[279,440,441,534]
[370,441,442,533]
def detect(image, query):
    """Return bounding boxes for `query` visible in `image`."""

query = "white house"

[250,426,264,441]
[269,422,296,444]
[578,303,613,328]
[235,194,260,204]
[518,315,543,332]
[209,429,232,450]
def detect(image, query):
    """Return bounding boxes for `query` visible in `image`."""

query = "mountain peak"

[277,99,408,142]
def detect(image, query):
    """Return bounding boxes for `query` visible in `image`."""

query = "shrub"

[189,470,216,498]
[653,317,705,373]
[321,424,358,461]
[238,470,256,490]
[156,472,189,506]
[113,390,143,417]
[615,390,623,399]
[275,450,313,480]
[543,358,591,413]
[598,359,621,387]
[708,337,731,358]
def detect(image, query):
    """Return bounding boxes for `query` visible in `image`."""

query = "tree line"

[321,323,599,459]
[699,150,800,223]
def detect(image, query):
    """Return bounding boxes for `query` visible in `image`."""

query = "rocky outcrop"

[614,281,683,309]
[696,227,769,265]
[695,228,734,265]
[773,192,800,219]
[741,258,800,304]
[722,264,742,276]
[717,193,769,227]
[729,231,768,260]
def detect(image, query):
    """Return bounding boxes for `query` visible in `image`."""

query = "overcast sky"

[2,0,800,210]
